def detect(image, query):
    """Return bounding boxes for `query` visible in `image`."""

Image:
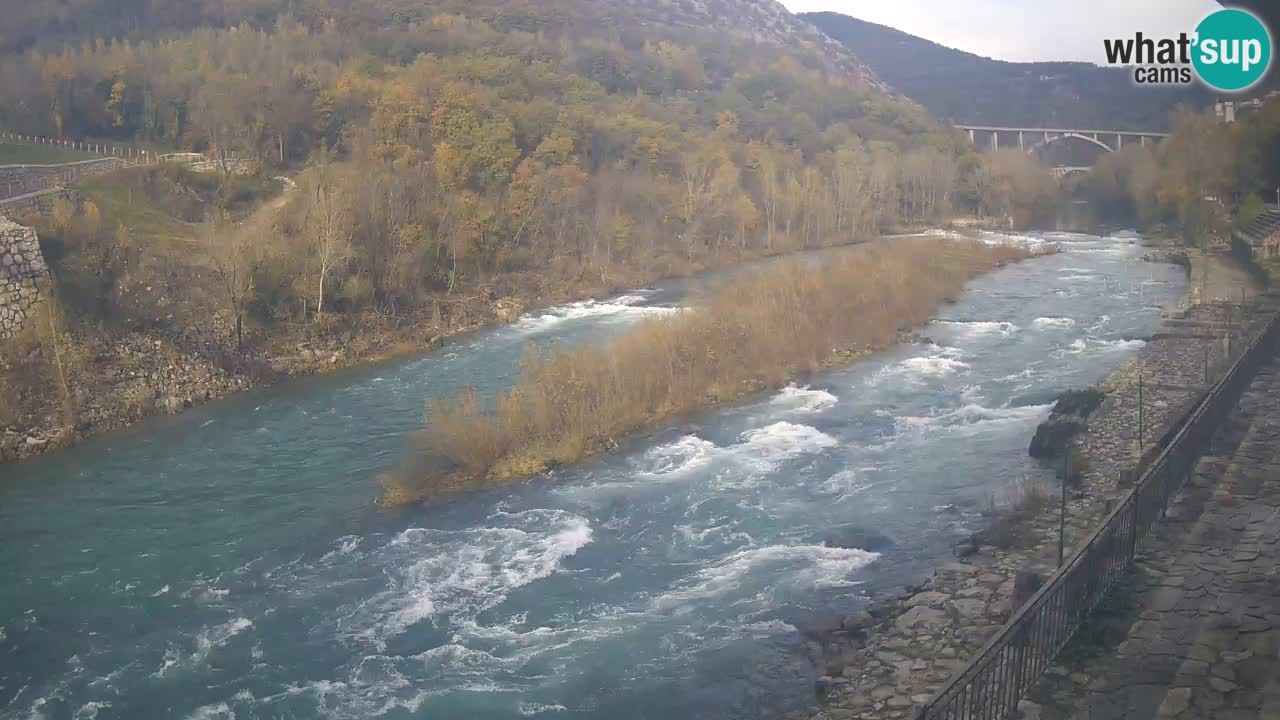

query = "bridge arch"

[1027,132,1114,155]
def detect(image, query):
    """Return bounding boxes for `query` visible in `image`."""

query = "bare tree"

[205,214,263,350]
[304,155,352,321]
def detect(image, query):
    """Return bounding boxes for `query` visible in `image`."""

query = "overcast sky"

[780,0,1224,64]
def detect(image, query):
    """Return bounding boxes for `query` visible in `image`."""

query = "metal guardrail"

[916,305,1280,720]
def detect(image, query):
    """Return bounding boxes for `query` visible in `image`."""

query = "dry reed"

[383,238,1032,504]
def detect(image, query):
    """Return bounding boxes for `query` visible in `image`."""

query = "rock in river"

[821,524,895,551]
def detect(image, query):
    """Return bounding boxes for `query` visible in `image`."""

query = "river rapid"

[0,230,1185,720]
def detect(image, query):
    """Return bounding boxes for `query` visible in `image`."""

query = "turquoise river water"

[0,231,1185,720]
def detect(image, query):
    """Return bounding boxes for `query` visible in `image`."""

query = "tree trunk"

[317,267,326,320]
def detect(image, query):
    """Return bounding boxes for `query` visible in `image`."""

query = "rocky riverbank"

[0,236,868,464]
[804,250,1268,720]
[1,330,253,460]
[0,290,534,463]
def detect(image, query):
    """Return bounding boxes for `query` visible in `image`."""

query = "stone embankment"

[1,331,255,461]
[1,283,522,463]
[1027,351,1280,719]
[806,255,1271,720]
[0,216,48,340]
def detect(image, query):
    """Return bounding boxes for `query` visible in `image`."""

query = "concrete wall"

[0,216,49,340]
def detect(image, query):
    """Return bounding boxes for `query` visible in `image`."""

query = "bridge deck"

[954,125,1170,137]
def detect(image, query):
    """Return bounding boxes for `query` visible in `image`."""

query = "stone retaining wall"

[0,216,48,340]
[0,158,129,202]
[0,188,76,216]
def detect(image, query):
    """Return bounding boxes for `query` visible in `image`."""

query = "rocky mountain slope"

[3,0,887,93]
[803,11,1210,130]
[460,0,890,91]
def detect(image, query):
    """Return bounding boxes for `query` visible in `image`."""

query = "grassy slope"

[0,142,100,165]
[75,172,201,246]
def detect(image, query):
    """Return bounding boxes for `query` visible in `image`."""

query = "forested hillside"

[0,0,1061,458]
[1081,100,1280,247]
[803,11,1210,131]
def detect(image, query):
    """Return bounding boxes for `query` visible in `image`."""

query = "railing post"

[1137,373,1144,459]
[1059,451,1069,567]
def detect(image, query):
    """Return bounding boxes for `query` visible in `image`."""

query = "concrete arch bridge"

[955,125,1171,154]
[956,125,1171,178]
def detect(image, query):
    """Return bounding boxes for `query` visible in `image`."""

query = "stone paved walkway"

[1030,359,1280,720]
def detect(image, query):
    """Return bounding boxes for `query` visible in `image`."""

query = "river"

[0,230,1185,720]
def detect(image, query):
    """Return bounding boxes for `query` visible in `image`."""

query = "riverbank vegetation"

[1082,102,1280,246]
[383,237,1031,504]
[0,4,1066,458]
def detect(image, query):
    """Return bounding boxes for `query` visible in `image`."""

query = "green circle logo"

[1192,8,1272,92]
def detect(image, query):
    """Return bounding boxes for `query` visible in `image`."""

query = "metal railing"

[916,303,1280,720]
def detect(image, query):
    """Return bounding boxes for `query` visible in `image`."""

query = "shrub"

[981,475,1055,549]
[386,237,1032,503]
[1234,193,1266,232]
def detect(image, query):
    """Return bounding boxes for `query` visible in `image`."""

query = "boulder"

[1052,388,1105,417]
[822,524,895,551]
[950,598,986,620]
[905,591,949,608]
[895,605,948,633]
[953,537,979,559]
[1028,416,1084,458]
[1029,387,1105,458]
[842,609,874,633]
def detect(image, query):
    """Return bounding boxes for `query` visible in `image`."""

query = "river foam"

[334,509,594,651]
[934,320,1019,339]
[898,356,971,377]
[651,543,879,613]
[515,293,679,333]
[1032,317,1075,330]
[632,421,838,482]
[894,402,1053,438]
[769,385,838,414]
[734,422,839,470]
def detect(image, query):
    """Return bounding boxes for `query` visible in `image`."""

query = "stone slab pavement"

[1028,358,1280,720]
